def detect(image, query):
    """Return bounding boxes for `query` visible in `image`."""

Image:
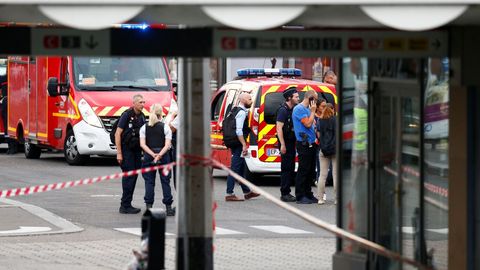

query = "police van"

[210,68,337,180]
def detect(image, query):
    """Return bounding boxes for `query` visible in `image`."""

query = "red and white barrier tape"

[0,162,175,198]
[0,154,432,269]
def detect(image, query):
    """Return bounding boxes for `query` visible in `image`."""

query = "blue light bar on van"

[113,23,149,30]
[237,68,302,77]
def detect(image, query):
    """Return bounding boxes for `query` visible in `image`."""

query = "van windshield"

[263,91,335,124]
[73,57,171,91]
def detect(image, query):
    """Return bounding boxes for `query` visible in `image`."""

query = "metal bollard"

[142,208,166,270]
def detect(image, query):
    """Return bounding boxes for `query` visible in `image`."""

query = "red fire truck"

[5,56,175,165]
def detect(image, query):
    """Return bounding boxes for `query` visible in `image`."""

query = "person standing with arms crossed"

[292,90,319,204]
[115,94,146,214]
[224,92,260,201]
[276,87,300,202]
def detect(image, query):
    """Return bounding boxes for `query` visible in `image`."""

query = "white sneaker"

[318,199,325,205]
[323,193,327,201]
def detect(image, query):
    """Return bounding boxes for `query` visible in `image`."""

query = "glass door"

[372,78,421,270]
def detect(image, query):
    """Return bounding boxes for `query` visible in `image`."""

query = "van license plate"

[267,148,280,156]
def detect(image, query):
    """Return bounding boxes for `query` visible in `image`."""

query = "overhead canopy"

[0,2,479,30]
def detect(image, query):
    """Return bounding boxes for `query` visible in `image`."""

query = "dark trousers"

[280,140,296,196]
[295,142,317,200]
[120,147,142,208]
[170,134,177,189]
[142,150,173,206]
[226,146,251,194]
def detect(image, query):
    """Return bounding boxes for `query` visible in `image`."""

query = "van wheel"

[64,130,89,165]
[24,141,41,159]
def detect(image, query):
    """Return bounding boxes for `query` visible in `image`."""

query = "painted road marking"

[215,227,246,235]
[0,226,52,234]
[250,225,314,234]
[114,228,175,236]
[402,227,448,235]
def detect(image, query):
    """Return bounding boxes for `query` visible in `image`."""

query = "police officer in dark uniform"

[115,94,146,214]
[140,103,175,216]
[276,87,300,202]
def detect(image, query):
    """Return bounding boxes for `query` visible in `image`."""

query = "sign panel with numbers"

[213,29,447,57]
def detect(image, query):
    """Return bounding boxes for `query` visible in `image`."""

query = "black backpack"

[276,104,295,141]
[222,107,243,148]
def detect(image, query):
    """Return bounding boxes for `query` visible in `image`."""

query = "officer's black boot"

[166,205,175,216]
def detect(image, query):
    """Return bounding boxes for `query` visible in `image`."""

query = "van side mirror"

[47,77,69,97]
[47,77,59,97]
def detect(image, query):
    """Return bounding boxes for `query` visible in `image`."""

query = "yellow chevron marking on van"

[210,134,223,139]
[52,95,80,120]
[37,132,48,138]
[98,106,114,117]
[319,85,338,104]
[113,106,130,116]
[266,137,277,145]
[266,156,277,162]
[258,147,265,157]
[258,124,274,140]
[259,85,280,124]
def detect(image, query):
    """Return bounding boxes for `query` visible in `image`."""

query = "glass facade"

[338,58,449,269]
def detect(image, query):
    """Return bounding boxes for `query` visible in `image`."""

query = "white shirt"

[235,104,247,136]
[139,123,172,140]
[170,116,179,131]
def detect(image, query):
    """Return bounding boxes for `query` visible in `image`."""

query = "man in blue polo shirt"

[292,90,319,204]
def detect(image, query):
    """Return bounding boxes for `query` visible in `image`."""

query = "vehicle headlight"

[78,99,102,128]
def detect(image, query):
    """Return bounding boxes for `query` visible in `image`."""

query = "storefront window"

[423,58,449,270]
[340,57,369,252]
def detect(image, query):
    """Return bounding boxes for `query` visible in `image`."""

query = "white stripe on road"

[215,227,246,235]
[402,227,448,235]
[114,228,175,236]
[427,228,448,234]
[250,225,314,234]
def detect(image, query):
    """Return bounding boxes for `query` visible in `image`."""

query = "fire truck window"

[212,92,226,121]
[264,93,284,125]
[222,89,237,117]
[72,57,171,91]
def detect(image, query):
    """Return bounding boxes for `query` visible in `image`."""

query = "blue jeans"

[226,146,251,195]
[142,150,173,206]
[120,146,142,208]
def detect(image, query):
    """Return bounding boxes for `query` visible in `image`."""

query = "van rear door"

[257,83,337,163]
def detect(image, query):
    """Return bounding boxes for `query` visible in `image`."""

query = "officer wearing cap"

[276,87,300,202]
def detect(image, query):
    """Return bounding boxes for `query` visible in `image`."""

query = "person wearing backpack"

[115,94,146,214]
[316,103,338,205]
[276,87,300,202]
[222,92,260,202]
[139,103,175,216]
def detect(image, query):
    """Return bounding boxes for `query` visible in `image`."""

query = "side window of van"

[222,89,238,117]
[211,91,226,121]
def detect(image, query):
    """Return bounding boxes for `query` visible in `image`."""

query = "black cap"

[283,87,298,99]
